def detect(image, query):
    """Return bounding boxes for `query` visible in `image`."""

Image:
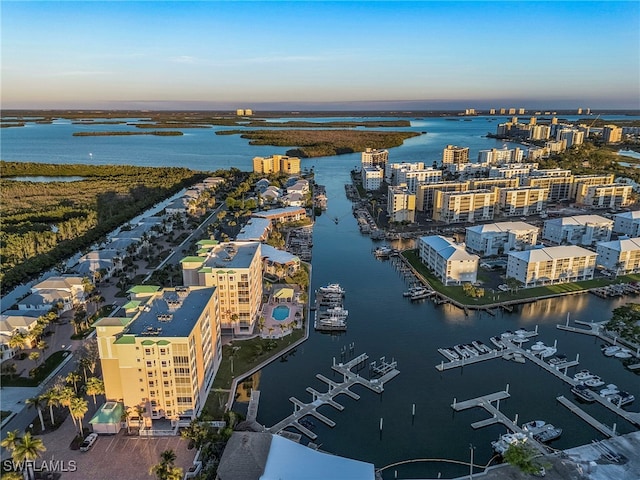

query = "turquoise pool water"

[272,305,290,321]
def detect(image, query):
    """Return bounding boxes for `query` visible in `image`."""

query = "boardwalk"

[556,395,617,438]
[266,353,400,440]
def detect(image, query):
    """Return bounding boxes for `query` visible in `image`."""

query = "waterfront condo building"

[432,189,497,224]
[602,125,623,144]
[612,210,640,237]
[497,186,548,217]
[415,181,469,214]
[361,148,389,169]
[95,286,222,428]
[488,164,537,180]
[569,174,615,200]
[418,235,479,285]
[541,215,613,246]
[394,167,442,193]
[596,238,640,275]
[469,177,519,191]
[526,175,573,202]
[361,166,385,191]
[465,221,539,257]
[442,145,470,166]
[506,246,597,287]
[385,161,425,184]
[252,155,301,175]
[387,184,416,223]
[556,128,585,148]
[181,242,263,336]
[477,147,523,164]
[575,183,633,210]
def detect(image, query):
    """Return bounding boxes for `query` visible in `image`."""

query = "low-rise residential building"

[542,215,613,246]
[181,242,263,336]
[387,184,416,223]
[253,207,307,224]
[465,221,538,257]
[506,246,597,287]
[95,286,222,429]
[75,250,123,281]
[261,244,301,280]
[433,189,497,224]
[575,183,633,209]
[418,235,479,285]
[596,238,640,275]
[497,186,548,217]
[416,181,469,213]
[235,217,272,242]
[361,166,384,191]
[0,310,42,362]
[612,210,640,237]
[17,276,86,312]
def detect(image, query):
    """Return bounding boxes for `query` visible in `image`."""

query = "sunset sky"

[2,1,638,110]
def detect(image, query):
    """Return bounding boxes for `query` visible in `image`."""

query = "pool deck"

[261,301,303,338]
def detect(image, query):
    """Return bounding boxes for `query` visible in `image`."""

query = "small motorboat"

[571,384,595,403]
[573,370,594,382]
[602,345,621,357]
[599,384,620,397]
[606,391,635,407]
[584,376,605,388]
[522,420,562,443]
[614,349,633,359]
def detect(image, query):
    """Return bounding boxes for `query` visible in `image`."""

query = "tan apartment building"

[252,155,301,175]
[575,183,633,210]
[506,246,597,287]
[416,181,469,214]
[95,286,222,428]
[526,175,574,201]
[596,238,640,275]
[181,242,263,336]
[442,145,470,166]
[497,186,548,217]
[433,189,497,224]
[603,125,623,144]
[569,174,615,200]
[387,184,416,223]
[469,177,519,190]
[361,148,389,168]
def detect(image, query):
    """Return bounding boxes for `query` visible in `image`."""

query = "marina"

[265,353,400,440]
[314,283,348,331]
[556,396,618,438]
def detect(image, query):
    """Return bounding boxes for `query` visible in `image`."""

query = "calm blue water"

[272,305,290,322]
[3,114,640,478]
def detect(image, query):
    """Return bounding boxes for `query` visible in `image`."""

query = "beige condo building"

[95,286,222,428]
[442,145,470,166]
[603,125,623,144]
[506,246,597,287]
[416,181,469,214]
[596,238,640,275]
[181,242,263,336]
[569,174,615,200]
[387,184,416,223]
[253,155,301,175]
[575,183,633,210]
[497,186,548,217]
[433,189,497,224]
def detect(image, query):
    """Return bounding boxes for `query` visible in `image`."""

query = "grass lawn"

[202,330,305,419]
[403,250,633,307]
[1,350,70,387]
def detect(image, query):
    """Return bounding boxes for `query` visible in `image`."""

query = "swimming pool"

[272,305,290,321]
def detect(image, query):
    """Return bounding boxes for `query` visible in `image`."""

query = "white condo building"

[613,211,640,237]
[478,147,524,164]
[542,215,613,246]
[596,238,640,275]
[361,166,384,191]
[396,168,443,192]
[506,246,597,287]
[465,221,538,257]
[418,236,479,285]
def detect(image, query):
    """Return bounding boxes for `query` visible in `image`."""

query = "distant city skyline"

[2,1,639,110]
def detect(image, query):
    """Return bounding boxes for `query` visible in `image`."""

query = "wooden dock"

[556,396,617,437]
[266,353,400,439]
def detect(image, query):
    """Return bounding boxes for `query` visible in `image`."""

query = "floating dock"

[266,353,400,440]
[556,395,618,438]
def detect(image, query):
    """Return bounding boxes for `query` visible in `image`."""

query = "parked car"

[79,433,98,452]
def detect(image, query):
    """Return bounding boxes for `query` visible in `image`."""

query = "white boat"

[584,376,605,388]
[602,345,621,357]
[410,288,432,300]
[614,349,633,359]
[318,283,345,295]
[491,432,529,455]
[490,336,506,349]
[571,384,595,403]
[605,391,635,407]
[599,384,620,397]
[463,344,480,357]
[522,420,562,443]
[453,344,471,358]
[373,246,394,258]
[539,346,557,358]
[530,341,547,352]
[573,369,595,382]
[472,340,492,354]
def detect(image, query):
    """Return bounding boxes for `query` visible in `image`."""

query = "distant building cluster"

[236,108,253,116]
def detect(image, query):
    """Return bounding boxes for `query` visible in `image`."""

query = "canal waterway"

[3,114,640,478]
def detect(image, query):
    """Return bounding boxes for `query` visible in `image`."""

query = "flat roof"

[545,215,612,226]
[89,401,124,425]
[261,244,299,265]
[203,242,260,269]
[126,287,215,338]
[236,217,271,241]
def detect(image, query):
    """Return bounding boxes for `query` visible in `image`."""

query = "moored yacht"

[599,384,619,397]
[522,420,562,443]
[602,345,621,357]
[318,283,345,295]
[491,432,529,455]
[614,348,633,359]
[573,369,595,382]
[584,376,605,388]
[605,391,635,407]
[571,384,595,403]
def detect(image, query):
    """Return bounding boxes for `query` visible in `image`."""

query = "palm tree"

[8,331,26,356]
[70,397,88,436]
[12,432,46,480]
[1,430,21,456]
[57,386,75,424]
[150,449,183,480]
[66,371,81,393]
[28,351,40,367]
[86,377,105,405]
[41,388,60,425]
[26,396,46,431]
[135,405,145,431]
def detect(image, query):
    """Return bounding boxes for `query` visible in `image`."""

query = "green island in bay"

[72,130,183,136]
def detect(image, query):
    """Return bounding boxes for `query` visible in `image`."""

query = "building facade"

[361,148,389,168]
[415,181,469,213]
[432,189,497,224]
[418,235,479,285]
[541,215,613,246]
[465,221,538,257]
[387,184,416,223]
[575,183,633,210]
[442,145,470,166]
[596,238,640,275]
[95,286,222,428]
[612,211,640,237]
[252,155,301,175]
[506,246,597,287]
[497,186,548,217]
[361,166,384,191]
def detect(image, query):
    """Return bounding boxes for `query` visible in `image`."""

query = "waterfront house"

[465,221,538,257]
[418,235,479,285]
[542,215,613,246]
[506,245,597,287]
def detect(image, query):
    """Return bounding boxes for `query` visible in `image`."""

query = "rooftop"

[126,287,215,338]
[597,237,640,252]
[261,244,300,265]
[420,235,479,262]
[236,217,272,242]
[466,221,537,234]
[509,245,597,262]
[202,242,261,269]
[545,215,613,226]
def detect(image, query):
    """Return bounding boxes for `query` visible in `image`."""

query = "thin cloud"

[41,71,113,77]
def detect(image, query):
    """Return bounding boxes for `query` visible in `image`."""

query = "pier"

[556,395,618,438]
[556,319,640,362]
[451,389,546,453]
[266,353,400,439]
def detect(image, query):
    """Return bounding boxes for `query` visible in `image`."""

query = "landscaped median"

[402,249,640,308]
[202,330,306,419]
